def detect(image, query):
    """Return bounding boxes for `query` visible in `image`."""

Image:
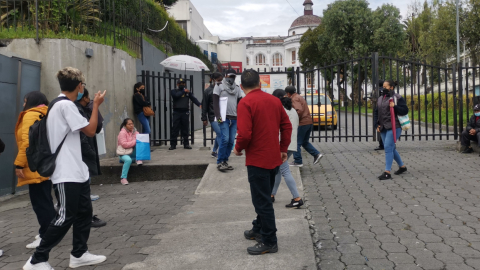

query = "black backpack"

[26,96,70,177]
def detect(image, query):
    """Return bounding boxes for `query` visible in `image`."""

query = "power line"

[285,0,301,16]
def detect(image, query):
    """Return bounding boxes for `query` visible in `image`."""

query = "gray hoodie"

[213,78,243,120]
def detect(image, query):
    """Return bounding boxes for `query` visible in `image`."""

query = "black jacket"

[171,88,201,112]
[201,84,216,122]
[466,115,480,133]
[374,92,409,131]
[75,102,102,176]
[0,137,4,153]
[133,93,151,115]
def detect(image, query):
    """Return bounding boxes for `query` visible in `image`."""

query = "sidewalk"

[122,155,316,270]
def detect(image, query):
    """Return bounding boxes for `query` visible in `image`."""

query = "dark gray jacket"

[466,115,480,133]
[171,88,201,112]
[201,84,216,122]
[374,92,408,131]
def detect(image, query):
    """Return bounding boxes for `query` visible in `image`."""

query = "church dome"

[289,0,321,29]
[290,15,321,29]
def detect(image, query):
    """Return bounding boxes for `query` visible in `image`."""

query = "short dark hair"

[56,67,84,92]
[241,69,260,90]
[83,88,90,99]
[272,89,286,99]
[285,86,296,94]
[385,80,398,88]
[24,91,49,111]
[133,82,144,94]
[212,72,223,80]
[378,80,384,87]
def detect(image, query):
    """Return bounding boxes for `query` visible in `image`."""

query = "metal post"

[458,63,464,134]
[296,67,300,94]
[372,52,379,142]
[453,63,458,139]
[456,0,460,64]
[202,69,207,147]
[190,75,195,145]
[35,0,39,43]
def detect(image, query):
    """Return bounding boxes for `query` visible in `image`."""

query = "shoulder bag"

[116,145,133,156]
[137,93,155,117]
[394,96,411,131]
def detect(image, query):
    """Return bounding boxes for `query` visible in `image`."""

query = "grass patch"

[1,28,138,58]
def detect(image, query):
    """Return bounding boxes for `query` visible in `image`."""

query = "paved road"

[309,111,457,143]
[0,179,200,270]
[301,139,480,270]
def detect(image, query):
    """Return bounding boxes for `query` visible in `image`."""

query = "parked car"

[305,94,338,130]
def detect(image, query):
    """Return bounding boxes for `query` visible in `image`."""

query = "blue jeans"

[137,112,151,134]
[293,124,320,164]
[380,128,404,171]
[217,119,237,164]
[272,152,300,198]
[210,121,221,153]
[120,149,136,179]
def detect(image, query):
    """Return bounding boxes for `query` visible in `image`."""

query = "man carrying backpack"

[23,67,107,270]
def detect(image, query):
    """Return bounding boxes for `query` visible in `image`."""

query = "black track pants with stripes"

[31,181,92,264]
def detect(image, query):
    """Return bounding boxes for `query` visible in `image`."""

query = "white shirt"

[47,94,89,184]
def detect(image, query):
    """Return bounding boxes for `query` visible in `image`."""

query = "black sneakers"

[244,230,261,241]
[247,242,278,255]
[285,198,304,209]
[394,167,407,175]
[378,172,392,180]
[217,162,228,172]
[224,162,233,170]
[462,147,474,153]
[91,215,106,228]
[169,146,176,150]
[184,145,192,149]
[313,154,323,165]
[374,146,384,151]
[211,152,217,158]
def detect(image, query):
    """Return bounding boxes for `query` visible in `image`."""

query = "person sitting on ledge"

[461,104,480,155]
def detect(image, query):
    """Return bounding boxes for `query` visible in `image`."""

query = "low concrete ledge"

[95,164,208,185]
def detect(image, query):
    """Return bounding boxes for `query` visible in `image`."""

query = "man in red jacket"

[234,69,292,255]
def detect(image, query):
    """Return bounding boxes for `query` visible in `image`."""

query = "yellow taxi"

[305,94,338,129]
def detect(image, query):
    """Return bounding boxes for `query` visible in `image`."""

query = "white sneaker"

[26,237,42,249]
[23,257,54,270]
[35,235,40,240]
[90,194,100,201]
[69,251,106,268]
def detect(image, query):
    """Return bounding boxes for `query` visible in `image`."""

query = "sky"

[189,0,410,40]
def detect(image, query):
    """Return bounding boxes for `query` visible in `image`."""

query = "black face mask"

[179,85,185,90]
[139,89,145,95]
[382,88,391,96]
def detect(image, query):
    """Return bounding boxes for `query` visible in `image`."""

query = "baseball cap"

[225,68,237,76]
[177,78,186,84]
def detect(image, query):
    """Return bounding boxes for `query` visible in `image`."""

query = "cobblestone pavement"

[0,179,200,270]
[301,140,480,270]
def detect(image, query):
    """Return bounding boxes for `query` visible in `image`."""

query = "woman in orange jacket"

[14,91,56,249]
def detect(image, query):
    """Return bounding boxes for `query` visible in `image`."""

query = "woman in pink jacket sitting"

[118,118,142,185]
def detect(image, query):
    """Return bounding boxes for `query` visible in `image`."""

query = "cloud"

[190,0,410,39]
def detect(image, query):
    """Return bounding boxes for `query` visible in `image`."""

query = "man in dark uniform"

[461,104,480,154]
[170,78,201,150]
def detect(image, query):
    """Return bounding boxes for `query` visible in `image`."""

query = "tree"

[463,0,480,66]
[153,0,178,8]
[299,0,405,104]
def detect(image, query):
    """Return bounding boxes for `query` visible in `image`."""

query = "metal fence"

[140,70,196,146]
[202,53,480,145]
[0,0,212,67]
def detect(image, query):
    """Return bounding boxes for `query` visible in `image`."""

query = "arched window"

[272,53,283,66]
[256,54,266,65]
[246,57,250,66]
[292,31,296,35]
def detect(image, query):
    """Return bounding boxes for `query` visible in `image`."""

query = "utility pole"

[456,0,460,63]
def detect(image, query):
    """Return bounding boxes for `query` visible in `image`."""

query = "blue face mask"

[76,91,84,101]
[475,112,480,117]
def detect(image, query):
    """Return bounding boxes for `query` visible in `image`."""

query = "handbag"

[137,93,155,117]
[394,96,411,131]
[116,145,133,156]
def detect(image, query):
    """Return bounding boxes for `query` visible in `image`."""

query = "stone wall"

[0,39,137,158]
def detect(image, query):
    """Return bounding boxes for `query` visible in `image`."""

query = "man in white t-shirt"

[24,67,107,270]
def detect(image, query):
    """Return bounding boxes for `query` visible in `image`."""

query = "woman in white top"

[271,89,303,208]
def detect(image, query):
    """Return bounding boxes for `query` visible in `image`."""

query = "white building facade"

[216,0,322,93]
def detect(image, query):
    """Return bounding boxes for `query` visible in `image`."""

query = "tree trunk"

[351,70,365,106]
